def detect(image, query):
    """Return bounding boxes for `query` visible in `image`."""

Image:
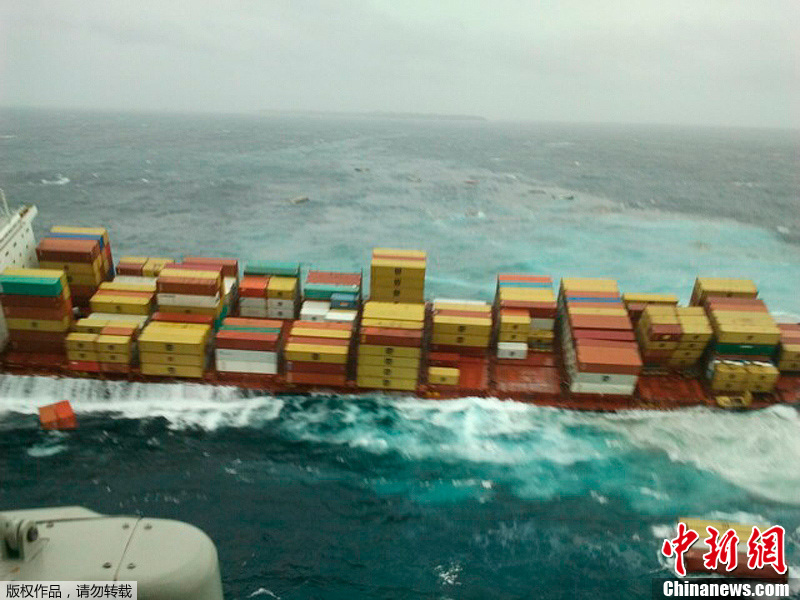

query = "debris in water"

[290,196,309,205]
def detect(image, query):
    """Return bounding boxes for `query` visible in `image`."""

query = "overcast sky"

[1,0,797,127]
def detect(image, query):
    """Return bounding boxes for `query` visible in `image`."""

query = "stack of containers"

[635,305,713,369]
[0,268,73,360]
[559,278,642,396]
[776,324,800,372]
[495,274,558,355]
[284,321,354,386]
[138,320,212,379]
[621,293,679,327]
[215,317,283,376]
[242,261,301,319]
[182,257,239,314]
[429,299,491,385]
[89,280,156,319]
[47,226,114,281]
[302,270,361,323]
[357,302,425,391]
[65,324,137,374]
[369,248,426,304]
[156,264,225,327]
[693,279,782,393]
[116,257,174,277]
[35,234,108,311]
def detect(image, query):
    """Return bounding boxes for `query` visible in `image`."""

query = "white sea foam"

[40,175,70,185]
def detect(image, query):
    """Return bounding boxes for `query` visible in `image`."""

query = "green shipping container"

[303,283,359,300]
[244,261,300,277]
[714,342,777,356]
[0,274,64,297]
[220,325,282,334]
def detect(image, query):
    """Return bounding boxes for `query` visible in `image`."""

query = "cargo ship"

[1,195,799,412]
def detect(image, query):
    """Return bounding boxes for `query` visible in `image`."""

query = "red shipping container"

[566,301,626,310]
[238,276,269,298]
[568,313,633,332]
[8,340,66,353]
[182,257,239,278]
[286,371,347,386]
[152,312,214,325]
[223,317,283,329]
[116,263,144,276]
[306,271,362,286]
[156,276,219,296]
[430,344,488,357]
[292,321,352,332]
[498,274,552,284]
[70,284,99,299]
[285,361,347,374]
[9,330,68,343]
[428,352,460,367]
[37,237,100,262]
[704,297,768,311]
[360,327,422,347]
[4,352,65,367]
[53,400,77,429]
[68,360,103,373]
[640,349,673,362]
[572,329,636,342]
[287,335,350,347]
[215,330,278,351]
[499,300,558,318]
[575,340,642,375]
[3,303,72,320]
[563,290,620,300]
[38,404,58,430]
[1,293,72,309]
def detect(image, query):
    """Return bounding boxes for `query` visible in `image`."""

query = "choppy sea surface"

[0,109,799,599]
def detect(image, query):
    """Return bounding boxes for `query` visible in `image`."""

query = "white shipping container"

[267,308,294,320]
[567,370,638,386]
[113,275,158,285]
[238,297,269,309]
[216,359,278,375]
[215,348,278,363]
[240,306,270,318]
[324,310,357,323]
[301,300,330,321]
[569,381,636,395]
[157,292,221,308]
[497,341,528,359]
[433,298,489,307]
[267,298,295,310]
[531,318,555,330]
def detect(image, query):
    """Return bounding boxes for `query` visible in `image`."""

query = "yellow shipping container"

[267,277,297,299]
[39,256,103,276]
[780,344,800,361]
[499,312,531,332]
[693,278,758,301]
[667,357,698,368]
[370,260,426,279]
[357,354,420,368]
[7,316,72,332]
[358,364,419,379]
[372,248,427,260]
[676,307,707,317]
[159,267,220,283]
[292,327,352,340]
[65,332,98,351]
[356,375,417,391]
[66,348,99,362]
[90,295,152,316]
[358,344,421,359]
[143,258,175,277]
[51,226,109,245]
[498,331,527,343]
[95,334,133,354]
[369,288,425,303]
[671,349,704,360]
[138,327,207,355]
[155,303,223,318]
[711,363,748,384]
[65,271,104,286]
[560,278,619,293]
[428,366,459,386]
[676,340,707,351]
[140,351,206,367]
[433,316,492,336]
[363,302,425,322]
[778,359,800,371]
[361,318,424,330]
[97,351,131,364]
[499,288,556,303]
[284,351,347,364]
[101,280,157,293]
[528,329,555,341]
[622,293,678,305]
[118,256,149,265]
[140,363,205,379]
[431,332,490,347]
[433,301,491,314]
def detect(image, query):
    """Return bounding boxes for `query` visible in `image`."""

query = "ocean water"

[0,109,799,599]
